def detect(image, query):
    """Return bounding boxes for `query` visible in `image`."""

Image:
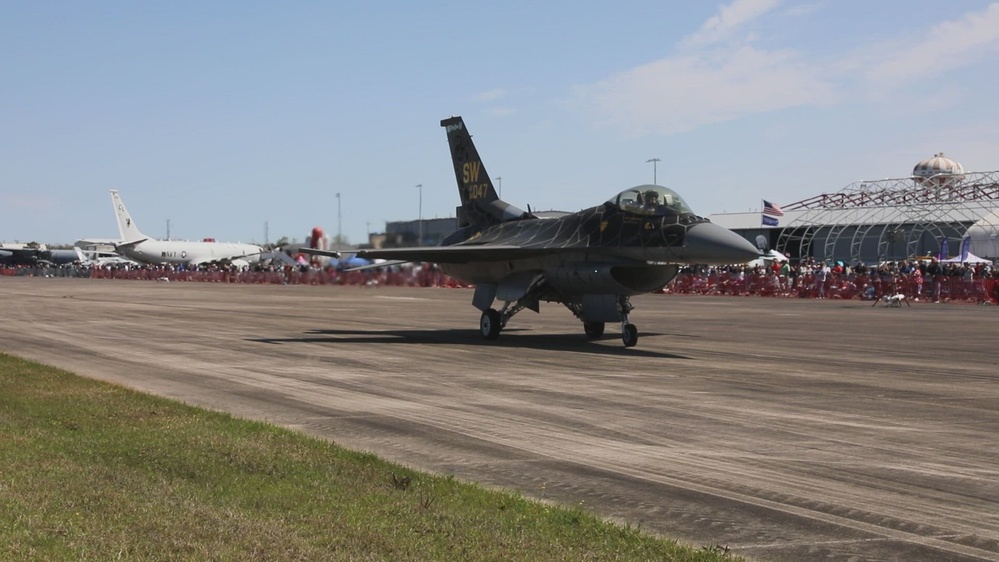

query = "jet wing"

[344,259,410,271]
[304,244,628,265]
[355,245,575,264]
[304,244,573,263]
[264,251,299,266]
[297,247,341,259]
[295,248,408,270]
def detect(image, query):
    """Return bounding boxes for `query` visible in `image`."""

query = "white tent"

[966,210,999,259]
[941,252,992,264]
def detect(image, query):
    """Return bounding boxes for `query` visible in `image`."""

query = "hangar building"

[710,153,999,264]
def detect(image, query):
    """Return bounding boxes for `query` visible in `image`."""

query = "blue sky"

[3,0,998,246]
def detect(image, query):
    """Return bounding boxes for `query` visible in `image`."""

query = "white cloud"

[473,88,506,103]
[864,3,999,85]
[571,46,835,136]
[471,88,515,118]
[781,2,823,18]
[570,2,999,137]
[0,194,57,210]
[569,0,835,136]
[907,122,999,173]
[683,0,782,47]
[485,106,516,117]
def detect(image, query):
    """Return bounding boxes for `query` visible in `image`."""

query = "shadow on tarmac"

[248,328,691,359]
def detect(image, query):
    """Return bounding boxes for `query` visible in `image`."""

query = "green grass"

[0,353,743,561]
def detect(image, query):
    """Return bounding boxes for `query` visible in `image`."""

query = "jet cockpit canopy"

[608,185,693,216]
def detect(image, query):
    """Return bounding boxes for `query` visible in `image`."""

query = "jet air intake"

[546,263,680,297]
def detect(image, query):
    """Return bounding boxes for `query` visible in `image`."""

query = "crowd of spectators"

[4,256,998,304]
[667,257,999,304]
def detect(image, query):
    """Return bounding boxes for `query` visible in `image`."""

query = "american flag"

[763,200,784,217]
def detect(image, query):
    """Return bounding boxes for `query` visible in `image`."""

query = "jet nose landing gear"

[619,296,638,347]
[622,322,638,347]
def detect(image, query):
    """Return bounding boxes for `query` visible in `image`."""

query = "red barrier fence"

[4,264,997,304]
[84,265,470,289]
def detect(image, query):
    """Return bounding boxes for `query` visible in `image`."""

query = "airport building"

[372,217,457,248]
[377,212,571,248]
[710,153,999,264]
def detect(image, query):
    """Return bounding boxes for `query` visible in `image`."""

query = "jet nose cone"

[683,222,761,264]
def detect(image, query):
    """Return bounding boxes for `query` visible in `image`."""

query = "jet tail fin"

[109,190,149,244]
[440,116,532,229]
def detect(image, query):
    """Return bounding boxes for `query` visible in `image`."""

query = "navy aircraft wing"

[114,238,150,250]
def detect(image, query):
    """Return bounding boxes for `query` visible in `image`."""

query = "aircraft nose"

[683,222,761,264]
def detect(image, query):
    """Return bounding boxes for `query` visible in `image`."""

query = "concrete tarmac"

[2,277,997,562]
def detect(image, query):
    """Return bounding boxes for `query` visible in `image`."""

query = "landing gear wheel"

[583,321,605,338]
[622,323,638,347]
[480,308,502,340]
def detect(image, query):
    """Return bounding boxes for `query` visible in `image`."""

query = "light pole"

[496,176,502,199]
[335,192,341,251]
[416,184,423,246]
[646,158,661,185]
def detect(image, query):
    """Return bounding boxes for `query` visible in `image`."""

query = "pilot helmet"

[643,190,659,203]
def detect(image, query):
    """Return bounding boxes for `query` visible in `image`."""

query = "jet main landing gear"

[480,308,502,340]
[569,295,640,347]
[477,278,548,342]
[478,290,641,348]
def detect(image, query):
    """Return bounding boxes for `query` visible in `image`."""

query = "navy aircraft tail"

[110,190,150,245]
[441,116,533,229]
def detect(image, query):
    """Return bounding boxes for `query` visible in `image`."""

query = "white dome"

[913,152,965,186]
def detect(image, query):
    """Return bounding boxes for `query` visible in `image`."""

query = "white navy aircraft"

[108,190,265,268]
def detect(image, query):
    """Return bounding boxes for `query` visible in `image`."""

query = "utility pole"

[646,158,661,185]
[416,184,423,246]
[335,193,341,251]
